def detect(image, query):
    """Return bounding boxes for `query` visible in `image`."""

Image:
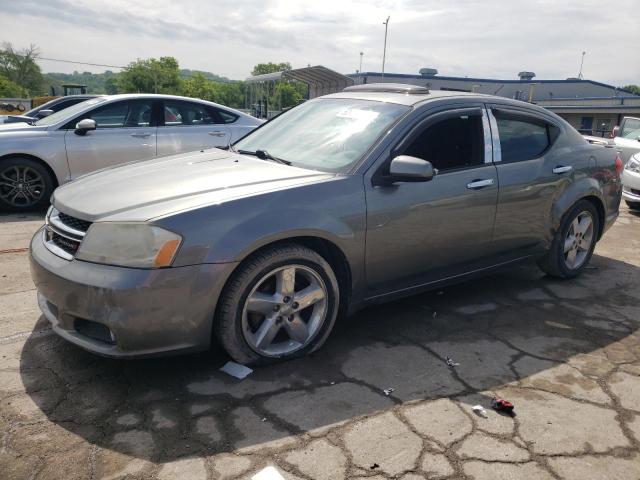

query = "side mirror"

[75,118,96,136]
[37,109,54,118]
[388,155,435,182]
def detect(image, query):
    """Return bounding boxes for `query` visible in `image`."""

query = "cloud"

[0,0,637,85]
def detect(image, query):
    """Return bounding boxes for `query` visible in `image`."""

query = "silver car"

[613,116,640,163]
[0,94,262,211]
[622,152,640,209]
[30,84,621,365]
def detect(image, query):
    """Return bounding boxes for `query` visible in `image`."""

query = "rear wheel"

[215,244,339,365]
[538,200,599,279]
[0,157,54,211]
[626,200,640,210]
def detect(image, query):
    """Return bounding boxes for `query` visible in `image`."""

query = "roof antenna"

[577,51,586,79]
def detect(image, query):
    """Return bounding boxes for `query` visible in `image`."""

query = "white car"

[613,116,640,163]
[0,94,262,210]
[622,152,640,209]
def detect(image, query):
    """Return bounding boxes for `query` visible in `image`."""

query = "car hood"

[0,122,45,133]
[53,148,335,222]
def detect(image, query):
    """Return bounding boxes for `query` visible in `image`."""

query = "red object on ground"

[491,398,515,414]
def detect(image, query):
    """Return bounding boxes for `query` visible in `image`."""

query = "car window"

[164,101,217,126]
[234,98,409,173]
[493,112,557,162]
[621,118,640,139]
[35,97,107,126]
[216,109,238,124]
[51,98,84,112]
[402,114,485,172]
[61,100,154,129]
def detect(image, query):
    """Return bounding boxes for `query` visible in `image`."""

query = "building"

[348,70,639,136]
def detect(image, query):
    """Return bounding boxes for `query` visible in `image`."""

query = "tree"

[118,57,181,94]
[0,73,27,97]
[623,85,640,95]
[273,82,303,109]
[251,62,292,76]
[104,76,119,94]
[0,43,44,95]
[181,72,221,102]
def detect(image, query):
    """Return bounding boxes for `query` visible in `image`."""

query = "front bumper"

[29,227,238,358]
[622,168,640,203]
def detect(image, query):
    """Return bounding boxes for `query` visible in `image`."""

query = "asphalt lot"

[1,206,639,480]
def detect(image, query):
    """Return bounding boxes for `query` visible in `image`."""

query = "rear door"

[487,105,566,254]
[364,105,498,295]
[156,100,231,156]
[63,99,157,179]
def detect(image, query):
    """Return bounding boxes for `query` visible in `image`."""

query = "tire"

[538,200,600,279]
[0,157,54,212]
[626,200,640,210]
[215,244,340,365]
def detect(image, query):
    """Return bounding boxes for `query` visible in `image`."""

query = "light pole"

[359,51,364,79]
[578,51,586,79]
[381,16,390,81]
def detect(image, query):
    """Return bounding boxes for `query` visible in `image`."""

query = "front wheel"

[215,244,340,365]
[538,200,599,279]
[0,157,54,211]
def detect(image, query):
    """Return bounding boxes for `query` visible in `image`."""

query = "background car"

[612,116,640,162]
[0,95,99,124]
[30,84,621,365]
[0,94,262,210]
[622,152,640,209]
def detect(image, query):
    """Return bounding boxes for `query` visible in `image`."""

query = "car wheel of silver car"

[538,199,600,279]
[216,244,340,365]
[0,157,54,211]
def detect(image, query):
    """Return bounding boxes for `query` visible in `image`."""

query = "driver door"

[364,106,498,296]
[63,99,158,179]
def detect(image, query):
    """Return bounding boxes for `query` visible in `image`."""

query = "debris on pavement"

[252,466,286,480]
[445,356,459,367]
[383,388,395,396]
[472,405,488,418]
[433,311,437,318]
[220,361,253,380]
[492,397,515,416]
[370,463,380,470]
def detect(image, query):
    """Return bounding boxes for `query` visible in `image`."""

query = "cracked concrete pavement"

[1,206,639,479]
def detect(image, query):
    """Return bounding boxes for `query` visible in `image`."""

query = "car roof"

[323,89,489,106]
[98,93,250,116]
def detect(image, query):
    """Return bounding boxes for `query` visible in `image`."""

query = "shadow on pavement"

[14,254,640,462]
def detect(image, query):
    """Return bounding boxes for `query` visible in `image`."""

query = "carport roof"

[246,65,354,87]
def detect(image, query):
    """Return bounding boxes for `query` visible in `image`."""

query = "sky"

[1,0,638,86]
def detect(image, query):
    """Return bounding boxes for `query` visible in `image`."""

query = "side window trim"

[486,108,502,163]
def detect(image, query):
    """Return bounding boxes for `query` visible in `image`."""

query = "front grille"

[58,212,92,233]
[44,207,91,260]
[48,230,81,255]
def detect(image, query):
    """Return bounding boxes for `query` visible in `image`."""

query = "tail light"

[615,154,623,177]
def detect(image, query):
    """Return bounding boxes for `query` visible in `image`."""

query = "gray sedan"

[0,94,262,211]
[30,84,622,364]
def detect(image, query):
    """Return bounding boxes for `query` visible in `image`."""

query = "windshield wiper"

[237,148,291,165]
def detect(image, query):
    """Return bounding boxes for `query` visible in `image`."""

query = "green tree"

[0,43,44,95]
[118,57,181,94]
[0,73,27,97]
[104,76,119,94]
[623,84,640,95]
[272,82,303,109]
[251,62,292,76]
[181,72,221,102]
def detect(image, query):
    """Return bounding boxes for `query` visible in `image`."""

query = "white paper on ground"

[252,466,286,480]
[220,361,253,379]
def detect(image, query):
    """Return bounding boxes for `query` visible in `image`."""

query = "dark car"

[30,84,622,365]
[0,95,100,124]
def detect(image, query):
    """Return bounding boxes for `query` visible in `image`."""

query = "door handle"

[552,165,573,174]
[466,178,495,189]
[130,133,151,138]
[208,131,227,137]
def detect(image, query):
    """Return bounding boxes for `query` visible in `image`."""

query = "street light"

[381,16,390,81]
[359,51,364,84]
[578,51,586,79]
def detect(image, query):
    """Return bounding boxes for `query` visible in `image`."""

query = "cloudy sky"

[1,0,638,85]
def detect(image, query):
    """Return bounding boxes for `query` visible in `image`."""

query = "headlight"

[626,157,640,173]
[75,223,182,268]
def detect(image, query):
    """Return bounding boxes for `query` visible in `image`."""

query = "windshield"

[234,98,410,172]
[621,118,640,139]
[35,97,108,126]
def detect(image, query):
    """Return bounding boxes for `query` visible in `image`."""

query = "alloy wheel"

[241,264,328,357]
[563,211,594,270]
[0,165,45,208]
